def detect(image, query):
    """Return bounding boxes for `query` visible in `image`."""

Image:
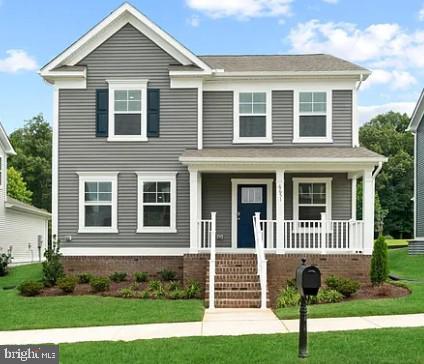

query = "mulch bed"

[346,283,410,301]
[40,280,157,297]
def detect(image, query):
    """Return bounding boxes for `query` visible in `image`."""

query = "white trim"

[351,177,357,220]
[231,178,273,249]
[233,89,272,144]
[189,168,200,252]
[40,3,211,76]
[107,79,148,142]
[275,170,285,253]
[414,132,417,239]
[78,172,119,234]
[198,84,203,150]
[180,156,387,164]
[52,87,59,239]
[0,122,16,156]
[352,88,359,147]
[293,177,332,221]
[136,171,177,233]
[293,89,333,144]
[408,89,424,132]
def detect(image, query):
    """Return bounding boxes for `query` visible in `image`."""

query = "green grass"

[0,263,204,330]
[275,248,424,319]
[385,239,409,248]
[60,328,424,364]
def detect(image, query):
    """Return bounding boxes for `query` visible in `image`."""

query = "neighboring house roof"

[408,89,424,132]
[198,54,369,74]
[5,197,51,219]
[0,122,16,156]
[40,3,369,82]
[180,147,387,163]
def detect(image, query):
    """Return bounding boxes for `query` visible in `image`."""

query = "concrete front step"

[205,298,262,308]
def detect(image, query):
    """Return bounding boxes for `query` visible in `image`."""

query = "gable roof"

[198,54,369,75]
[0,122,16,156]
[40,3,211,78]
[408,89,424,132]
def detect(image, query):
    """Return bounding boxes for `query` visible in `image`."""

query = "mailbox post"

[296,258,321,359]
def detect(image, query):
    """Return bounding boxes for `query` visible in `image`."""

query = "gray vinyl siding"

[416,121,424,237]
[202,173,351,248]
[58,24,197,247]
[202,90,352,148]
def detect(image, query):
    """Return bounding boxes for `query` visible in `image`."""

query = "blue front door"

[237,185,267,248]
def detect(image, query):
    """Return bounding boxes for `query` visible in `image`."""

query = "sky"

[0,0,423,132]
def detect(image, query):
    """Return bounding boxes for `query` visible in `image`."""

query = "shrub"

[148,280,162,291]
[134,272,148,283]
[42,242,64,287]
[158,269,177,281]
[167,281,181,291]
[138,290,150,299]
[371,236,389,286]
[167,289,186,300]
[119,287,137,299]
[18,281,43,297]
[109,272,127,283]
[77,273,93,284]
[309,288,344,304]
[325,275,360,297]
[57,276,78,293]
[276,285,300,308]
[0,252,13,277]
[185,280,201,299]
[90,276,111,292]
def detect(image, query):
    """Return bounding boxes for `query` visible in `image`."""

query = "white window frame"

[78,172,119,233]
[293,177,332,221]
[233,89,272,144]
[137,172,177,233]
[107,79,148,142]
[293,90,333,144]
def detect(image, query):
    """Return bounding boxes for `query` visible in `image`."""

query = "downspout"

[372,161,383,178]
[356,73,364,91]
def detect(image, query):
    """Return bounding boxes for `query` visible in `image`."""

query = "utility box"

[296,261,321,297]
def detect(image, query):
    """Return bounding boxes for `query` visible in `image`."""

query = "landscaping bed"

[345,282,409,301]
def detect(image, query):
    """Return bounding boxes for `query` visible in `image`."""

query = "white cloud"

[0,49,37,73]
[322,0,338,4]
[358,102,415,124]
[185,0,292,20]
[419,4,424,21]
[187,15,200,27]
[364,69,417,90]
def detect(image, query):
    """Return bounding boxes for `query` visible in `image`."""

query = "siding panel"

[58,24,197,247]
[417,121,424,237]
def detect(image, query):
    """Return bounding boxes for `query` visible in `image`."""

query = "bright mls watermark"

[0,346,58,364]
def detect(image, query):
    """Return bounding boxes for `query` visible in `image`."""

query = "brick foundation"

[61,253,371,307]
[266,254,371,306]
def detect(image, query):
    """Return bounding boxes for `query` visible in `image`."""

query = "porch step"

[205,298,262,309]
[209,273,259,282]
[213,281,261,290]
[215,259,257,267]
[215,266,257,274]
[214,290,261,299]
[215,254,257,259]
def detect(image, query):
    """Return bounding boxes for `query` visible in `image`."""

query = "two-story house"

[40,3,386,308]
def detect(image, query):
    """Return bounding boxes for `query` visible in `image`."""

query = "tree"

[7,167,33,204]
[359,112,414,238]
[370,236,388,285]
[8,114,52,211]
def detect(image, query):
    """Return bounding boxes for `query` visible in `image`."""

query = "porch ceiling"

[180,147,387,167]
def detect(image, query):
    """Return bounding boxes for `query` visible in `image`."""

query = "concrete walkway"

[1,311,424,345]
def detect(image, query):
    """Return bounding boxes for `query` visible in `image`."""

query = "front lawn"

[0,264,204,330]
[385,239,408,248]
[60,327,424,364]
[275,248,424,319]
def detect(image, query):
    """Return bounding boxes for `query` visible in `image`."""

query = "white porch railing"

[199,212,216,309]
[257,216,365,253]
[253,212,268,309]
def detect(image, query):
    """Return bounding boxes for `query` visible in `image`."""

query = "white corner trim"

[292,177,332,221]
[52,87,59,239]
[231,178,273,249]
[137,172,178,233]
[40,3,211,75]
[293,89,333,144]
[198,84,203,150]
[233,89,272,144]
[352,88,359,147]
[78,173,119,234]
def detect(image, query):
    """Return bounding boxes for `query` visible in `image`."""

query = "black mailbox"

[296,260,321,297]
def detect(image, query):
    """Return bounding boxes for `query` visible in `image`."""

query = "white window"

[234,91,272,143]
[293,178,332,221]
[137,172,177,233]
[78,172,118,233]
[294,90,332,143]
[107,80,148,141]
[241,187,263,204]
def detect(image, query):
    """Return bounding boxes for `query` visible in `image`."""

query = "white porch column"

[189,168,201,253]
[351,176,357,220]
[276,170,285,254]
[362,169,375,255]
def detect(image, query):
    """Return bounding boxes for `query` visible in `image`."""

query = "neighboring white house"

[0,122,51,263]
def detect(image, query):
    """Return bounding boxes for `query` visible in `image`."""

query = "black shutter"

[147,89,160,137]
[96,89,108,137]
